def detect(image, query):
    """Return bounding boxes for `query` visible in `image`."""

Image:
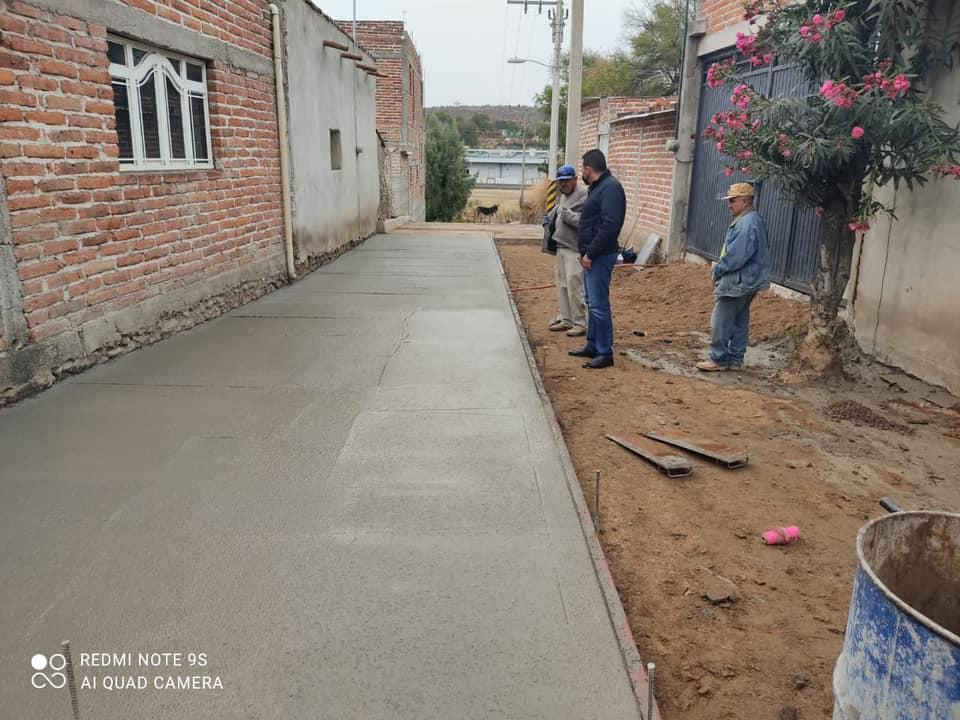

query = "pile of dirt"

[499,241,960,720]
[824,400,912,434]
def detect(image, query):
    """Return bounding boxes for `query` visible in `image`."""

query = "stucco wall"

[282,1,379,261]
[851,62,960,393]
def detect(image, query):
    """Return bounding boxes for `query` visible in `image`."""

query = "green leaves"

[426,115,475,222]
[705,0,960,223]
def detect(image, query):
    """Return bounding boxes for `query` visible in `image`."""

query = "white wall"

[282,0,379,260]
[852,60,960,393]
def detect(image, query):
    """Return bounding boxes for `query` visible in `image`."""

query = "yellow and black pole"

[546,180,558,212]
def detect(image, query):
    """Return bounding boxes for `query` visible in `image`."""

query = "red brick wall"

[0,0,283,346]
[606,112,676,244]
[579,101,601,158]
[702,0,746,34]
[578,97,675,161]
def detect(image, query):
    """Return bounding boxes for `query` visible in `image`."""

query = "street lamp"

[507,56,561,183]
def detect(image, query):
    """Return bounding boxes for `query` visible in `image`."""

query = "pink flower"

[752,119,761,130]
[764,54,773,64]
[742,165,751,173]
[849,220,870,232]
[782,150,792,157]
[851,126,864,139]
[811,32,822,43]
[717,141,725,152]
[742,150,753,158]
[735,32,757,55]
[812,13,824,25]
[834,9,845,21]
[799,25,811,37]
[892,74,911,94]
[724,168,734,177]
[834,97,853,108]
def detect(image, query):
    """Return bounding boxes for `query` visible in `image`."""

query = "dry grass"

[457,184,549,224]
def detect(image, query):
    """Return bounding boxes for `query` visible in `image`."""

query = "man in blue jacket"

[568,149,626,370]
[697,182,771,371]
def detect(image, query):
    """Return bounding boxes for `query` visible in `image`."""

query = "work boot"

[696,359,730,372]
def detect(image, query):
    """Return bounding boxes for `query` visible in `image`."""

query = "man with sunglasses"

[697,182,771,372]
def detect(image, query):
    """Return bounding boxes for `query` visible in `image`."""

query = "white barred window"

[107,37,213,170]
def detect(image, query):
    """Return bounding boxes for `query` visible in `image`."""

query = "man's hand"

[580,255,592,270]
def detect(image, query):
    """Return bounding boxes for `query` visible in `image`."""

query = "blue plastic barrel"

[833,511,960,720]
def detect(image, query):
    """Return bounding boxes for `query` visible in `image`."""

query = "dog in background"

[474,204,499,223]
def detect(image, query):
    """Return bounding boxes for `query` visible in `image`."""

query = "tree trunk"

[792,193,858,378]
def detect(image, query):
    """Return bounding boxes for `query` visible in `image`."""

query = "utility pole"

[547,0,564,181]
[507,0,565,208]
[564,0,583,167]
[519,129,527,206]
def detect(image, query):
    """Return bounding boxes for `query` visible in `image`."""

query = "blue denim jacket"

[713,209,771,297]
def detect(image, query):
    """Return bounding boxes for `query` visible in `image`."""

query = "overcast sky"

[315,0,633,106]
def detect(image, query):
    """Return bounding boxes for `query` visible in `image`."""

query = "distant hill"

[427,105,549,149]
[427,105,545,126]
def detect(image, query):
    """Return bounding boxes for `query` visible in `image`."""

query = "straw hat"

[721,182,755,200]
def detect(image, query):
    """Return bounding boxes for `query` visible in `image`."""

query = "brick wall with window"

[0,0,283,401]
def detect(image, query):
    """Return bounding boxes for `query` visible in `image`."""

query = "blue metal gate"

[686,54,823,293]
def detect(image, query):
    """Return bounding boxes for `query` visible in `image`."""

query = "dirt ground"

[497,240,960,720]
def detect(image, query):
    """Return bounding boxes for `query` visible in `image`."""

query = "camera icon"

[31,653,67,689]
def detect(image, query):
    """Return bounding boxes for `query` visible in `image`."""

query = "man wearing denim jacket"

[696,182,771,371]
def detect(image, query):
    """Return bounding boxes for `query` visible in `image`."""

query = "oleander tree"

[704,0,960,374]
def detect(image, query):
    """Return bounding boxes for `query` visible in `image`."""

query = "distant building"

[342,21,426,222]
[466,149,549,187]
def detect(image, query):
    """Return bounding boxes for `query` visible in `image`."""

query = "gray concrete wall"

[0,177,29,355]
[851,62,960,393]
[281,1,379,261]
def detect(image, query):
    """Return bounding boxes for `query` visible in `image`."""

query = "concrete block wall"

[608,112,676,247]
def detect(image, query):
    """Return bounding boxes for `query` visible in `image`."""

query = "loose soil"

[498,240,960,720]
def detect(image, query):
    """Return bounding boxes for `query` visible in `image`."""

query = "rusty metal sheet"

[607,433,694,478]
[644,429,748,469]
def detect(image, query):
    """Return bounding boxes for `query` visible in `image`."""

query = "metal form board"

[607,433,694,477]
[644,429,748,469]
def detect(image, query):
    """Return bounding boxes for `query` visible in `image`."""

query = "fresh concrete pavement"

[0,231,644,719]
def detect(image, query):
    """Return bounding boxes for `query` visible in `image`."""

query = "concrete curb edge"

[491,236,662,720]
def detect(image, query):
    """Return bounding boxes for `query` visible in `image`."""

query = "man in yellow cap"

[696,182,771,372]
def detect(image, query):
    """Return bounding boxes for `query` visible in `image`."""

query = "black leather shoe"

[568,346,597,358]
[582,355,614,369]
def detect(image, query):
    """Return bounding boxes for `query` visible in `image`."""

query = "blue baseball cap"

[556,164,577,180]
